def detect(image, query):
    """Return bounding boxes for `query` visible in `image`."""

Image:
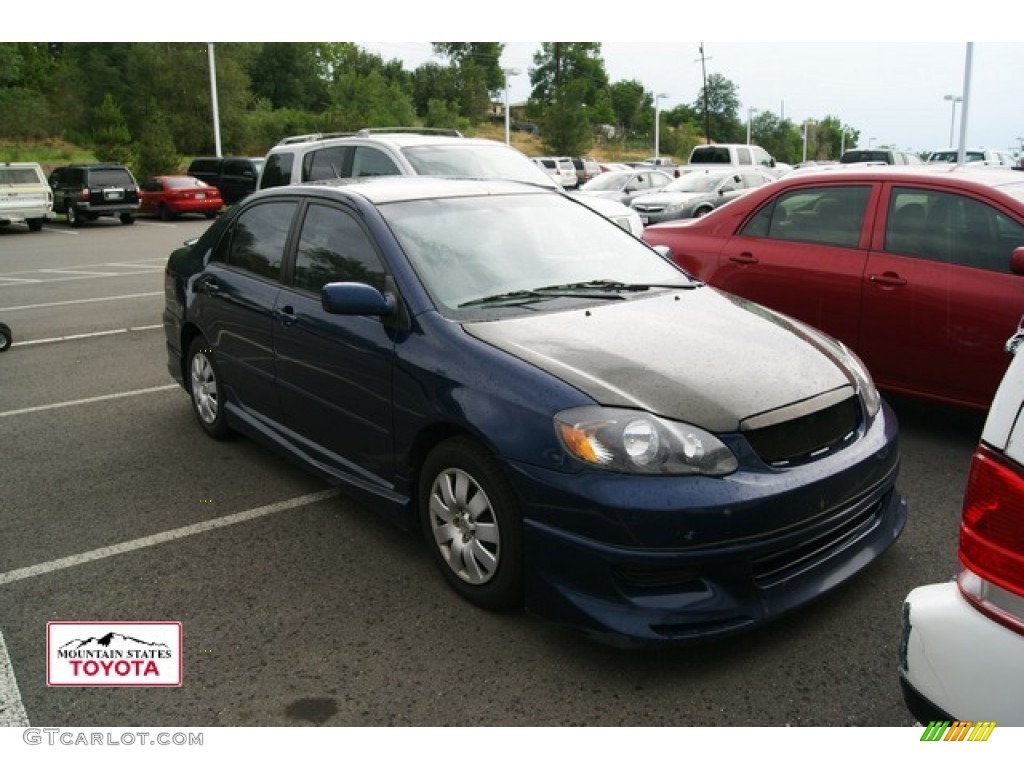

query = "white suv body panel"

[0,162,52,229]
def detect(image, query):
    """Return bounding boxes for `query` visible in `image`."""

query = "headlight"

[840,344,881,418]
[554,406,738,476]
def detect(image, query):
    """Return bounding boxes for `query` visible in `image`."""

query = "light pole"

[502,68,521,146]
[746,107,758,145]
[802,120,816,163]
[944,94,962,147]
[654,92,668,159]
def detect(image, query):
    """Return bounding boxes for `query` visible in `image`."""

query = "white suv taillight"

[957,443,1024,634]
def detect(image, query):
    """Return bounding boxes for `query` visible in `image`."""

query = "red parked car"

[139,175,223,220]
[643,165,1024,411]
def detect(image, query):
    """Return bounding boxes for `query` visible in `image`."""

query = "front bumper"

[509,402,906,646]
[899,582,1024,725]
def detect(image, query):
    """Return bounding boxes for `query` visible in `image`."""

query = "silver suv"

[257,128,642,235]
[259,128,557,190]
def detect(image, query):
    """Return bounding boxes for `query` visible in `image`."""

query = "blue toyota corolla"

[163,176,907,647]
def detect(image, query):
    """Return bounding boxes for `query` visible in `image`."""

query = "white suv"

[0,161,52,232]
[899,330,1024,725]
[257,128,641,236]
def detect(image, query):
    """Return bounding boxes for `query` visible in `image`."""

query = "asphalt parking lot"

[0,213,988,727]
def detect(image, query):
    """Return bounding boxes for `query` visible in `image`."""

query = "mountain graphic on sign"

[59,632,171,651]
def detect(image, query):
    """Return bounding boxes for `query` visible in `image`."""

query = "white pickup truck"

[684,143,789,177]
[0,161,52,232]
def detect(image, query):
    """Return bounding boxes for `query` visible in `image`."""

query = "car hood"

[633,191,708,206]
[462,287,856,432]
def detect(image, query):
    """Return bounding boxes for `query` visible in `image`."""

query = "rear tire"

[27,218,43,232]
[186,337,231,439]
[0,322,11,352]
[66,205,82,227]
[158,204,172,221]
[120,212,135,225]
[419,437,523,610]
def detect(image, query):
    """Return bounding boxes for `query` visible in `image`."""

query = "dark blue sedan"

[162,177,907,647]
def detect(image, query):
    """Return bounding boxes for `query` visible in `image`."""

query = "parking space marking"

[0,383,178,419]
[38,268,123,277]
[0,490,340,587]
[11,324,164,349]
[0,291,163,313]
[0,277,42,285]
[0,630,29,727]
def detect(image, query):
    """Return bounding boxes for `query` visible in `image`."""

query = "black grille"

[744,396,860,466]
[751,493,885,587]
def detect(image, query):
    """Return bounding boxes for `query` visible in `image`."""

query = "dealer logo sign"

[47,621,183,687]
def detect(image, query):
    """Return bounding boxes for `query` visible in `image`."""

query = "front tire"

[0,322,11,352]
[158,204,172,221]
[419,437,523,610]
[187,337,231,439]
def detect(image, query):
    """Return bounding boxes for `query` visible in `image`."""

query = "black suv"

[187,157,263,205]
[49,164,140,227]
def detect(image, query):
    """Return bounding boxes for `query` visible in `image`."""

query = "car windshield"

[928,151,987,163]
[663,174,724,193]
[381,191,694,313]
[401,145,557,189]
[166,177,210,189]
[580,172,630,192]
[0,168,43,185]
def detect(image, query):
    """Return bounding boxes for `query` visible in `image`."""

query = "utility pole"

[696,43,712,144]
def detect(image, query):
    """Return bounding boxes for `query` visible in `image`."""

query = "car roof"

[258,175,555,206]
[775,164,1024,190]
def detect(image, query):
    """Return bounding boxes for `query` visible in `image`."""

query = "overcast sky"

[23,1,1024,156]
[363,41,1023,156]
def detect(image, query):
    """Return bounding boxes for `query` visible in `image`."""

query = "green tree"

[134,100,181,179]
[608,79,648,137]
[91,93,134,165]
[528,43,613,125]
[432,43,505,92]
[249,43,330,111]
[541,81,591,156]
[693,73,742,143]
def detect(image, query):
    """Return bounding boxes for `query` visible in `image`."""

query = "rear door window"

[213,201,296,281]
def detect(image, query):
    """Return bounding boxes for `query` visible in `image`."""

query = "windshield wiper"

[531,279,697,293]
[458,279,698,308]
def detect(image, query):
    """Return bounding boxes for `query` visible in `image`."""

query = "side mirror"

[321,282,396,317]
[1010,247,1024,276]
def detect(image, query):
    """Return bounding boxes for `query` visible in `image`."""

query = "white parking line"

[0,490,340,587]
[0,292,163,313]
[11,324,163,348]
[0,277,42,285]
[0,631,29,727]
[38,268,120,277]
[0,383,178,418]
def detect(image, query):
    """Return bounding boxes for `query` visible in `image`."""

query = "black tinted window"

[259,153,292,189]
[886,187,1024,272]
[293,203,386,294]
[216,201,296,281]
[742,185,870,247]
[303,146,352,182]
[90,169,134,186]
[222,159,254,176]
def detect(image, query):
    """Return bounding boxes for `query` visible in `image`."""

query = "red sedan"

[643,165,1024,410]
[139,175,223,220]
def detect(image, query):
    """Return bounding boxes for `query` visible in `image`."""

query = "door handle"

[194,276,221,295]
[729,253,759,265]
[274,306,297,326]
[868,273,907,287]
